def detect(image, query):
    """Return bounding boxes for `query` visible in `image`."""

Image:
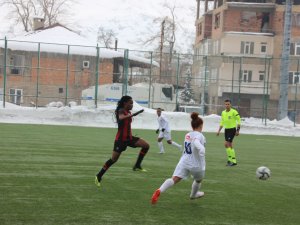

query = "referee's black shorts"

[224,128,236,143]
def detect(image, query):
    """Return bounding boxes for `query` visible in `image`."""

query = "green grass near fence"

[0,123,299,225]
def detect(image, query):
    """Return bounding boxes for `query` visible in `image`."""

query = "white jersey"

[178,131,206,170]
[157,114,170,132]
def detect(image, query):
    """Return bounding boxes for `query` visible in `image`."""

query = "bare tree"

[0,0,37,32]
[0,0,74,32]
[97,27,117,48]
[163,2,176,63]
[139,2,178,53]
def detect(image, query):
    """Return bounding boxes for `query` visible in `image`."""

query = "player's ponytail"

[191,112,203,130]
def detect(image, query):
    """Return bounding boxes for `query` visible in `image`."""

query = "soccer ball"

[256,166,271,180]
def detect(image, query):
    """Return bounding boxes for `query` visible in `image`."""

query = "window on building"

[9,88,23,105]
[240,70,252,82]
[214,13,220,29]
[59,88,64,93]
[9,55,25,75]
[259,71,265,81]
[289,71,300,84]
[292,13,300,27]
[240,41,254,54]
[290,42,300,56]
[260,42,267,53]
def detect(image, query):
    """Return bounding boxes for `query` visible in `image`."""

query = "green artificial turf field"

[0,123,299,225]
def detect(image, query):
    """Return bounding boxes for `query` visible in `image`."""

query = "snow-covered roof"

[0,25,158,67]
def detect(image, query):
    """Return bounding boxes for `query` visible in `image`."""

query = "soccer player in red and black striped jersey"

[95,95,150,187]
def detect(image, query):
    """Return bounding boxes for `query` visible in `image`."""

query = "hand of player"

[235,131,239,136]
[162,128,165,132]
[132,109,144,117]
[216,131,220,136]
[155,129,159,134]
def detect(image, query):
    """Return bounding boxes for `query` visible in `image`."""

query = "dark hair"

[115,95,132,120]
[224,99,231,103]
[191,112,203,130]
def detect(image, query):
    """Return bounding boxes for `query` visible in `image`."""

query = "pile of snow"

[0,101,299,136]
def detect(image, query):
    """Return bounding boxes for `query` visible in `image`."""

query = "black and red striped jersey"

[115,108,132,141]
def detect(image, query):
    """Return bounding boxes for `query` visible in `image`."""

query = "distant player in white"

[151,112,206,204]
[156,108,182,153]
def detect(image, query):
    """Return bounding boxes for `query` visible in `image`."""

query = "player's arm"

[235,110,241,135]
[217,113,224,136]
[118,109,144,120]
[194,138,205,156]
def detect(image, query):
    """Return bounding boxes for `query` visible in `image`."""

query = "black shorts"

[113,136,140,153]
[224,128,236,143]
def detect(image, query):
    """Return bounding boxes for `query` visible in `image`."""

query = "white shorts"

[158,131,171,141]
[173,163,205,181]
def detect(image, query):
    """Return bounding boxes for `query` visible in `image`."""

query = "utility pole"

[159,18,166,82]
[278,0,292,120]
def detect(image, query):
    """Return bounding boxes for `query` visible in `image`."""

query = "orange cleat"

[151,189,161,204]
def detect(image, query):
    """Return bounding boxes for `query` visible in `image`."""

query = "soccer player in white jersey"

[156,108,182,153]
[151,112,206,204]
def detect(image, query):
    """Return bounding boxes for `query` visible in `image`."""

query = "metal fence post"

[123,49,129,96]
[238,57,242,107]
[3,37,7,108]
[95,44,100,108]
[262,56,267,123]
[203,55,208,115]
[35,43,41,108]
[264,58,271,125]
[148,52,153,108]
[65,45,70,106]
[231,57,235,101]
[175,54,180,111]
[294,59,299,127]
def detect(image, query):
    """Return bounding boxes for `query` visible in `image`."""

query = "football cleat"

[190,191,204,200]
[151,189,161,204]
[95,176,101,187]
[133,166,147,172]
[227,162,237,167]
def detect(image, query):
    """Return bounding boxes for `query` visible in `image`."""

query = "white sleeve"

[193,138,205,156]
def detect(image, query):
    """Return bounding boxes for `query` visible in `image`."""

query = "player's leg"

[95,149,121,186]
[190,170,205,199]
[157,136,165,153]
[132,137,150,171]
[166,132,182,151]
[230,142,237,165]
[228,129,237,166]
[224,128,237,166]
[151,176,181,204]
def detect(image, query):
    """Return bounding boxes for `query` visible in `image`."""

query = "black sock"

[97,158,114,180]
[134,149,148,168]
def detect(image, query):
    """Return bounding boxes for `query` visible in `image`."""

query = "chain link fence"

[0,38,299,124]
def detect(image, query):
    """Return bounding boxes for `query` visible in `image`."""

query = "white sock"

[171,141,182,150]
[158,142,164,152]
[190,180,201,197]
[159,178,174,193]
